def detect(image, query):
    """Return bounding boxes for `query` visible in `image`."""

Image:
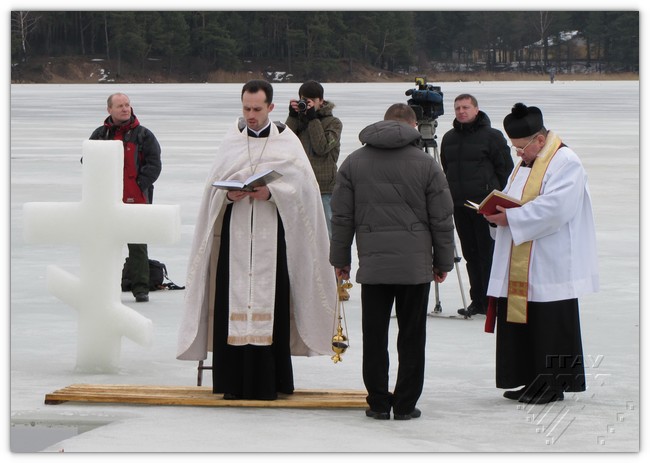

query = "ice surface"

[8,81,640,455]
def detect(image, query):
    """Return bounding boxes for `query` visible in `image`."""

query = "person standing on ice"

[484,103,599,405]
[177,79,336,400]
[285,80,343,239]
[89,92,162,303]
[330,103,455,420]
[440,94,513,317]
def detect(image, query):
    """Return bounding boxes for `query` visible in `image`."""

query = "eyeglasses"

[512,133,539,154]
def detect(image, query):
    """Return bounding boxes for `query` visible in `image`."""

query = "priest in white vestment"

[483,103,599,405]
[177,80,336,400]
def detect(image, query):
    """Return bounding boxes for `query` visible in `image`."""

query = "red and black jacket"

[89,111,162,204]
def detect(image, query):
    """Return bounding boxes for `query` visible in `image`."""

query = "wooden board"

[44,384,367,409]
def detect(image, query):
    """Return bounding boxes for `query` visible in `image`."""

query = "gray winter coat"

[330,120,455,285]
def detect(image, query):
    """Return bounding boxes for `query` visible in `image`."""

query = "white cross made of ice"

[22,140,181,373]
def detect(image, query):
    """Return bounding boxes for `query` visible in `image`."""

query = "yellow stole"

[507,131,562,323]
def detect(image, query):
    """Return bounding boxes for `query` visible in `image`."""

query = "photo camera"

[297,98,309,112]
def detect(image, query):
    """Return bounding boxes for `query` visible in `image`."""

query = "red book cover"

[465,190,522,215]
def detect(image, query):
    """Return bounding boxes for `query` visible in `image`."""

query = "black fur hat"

[503,103,544,138]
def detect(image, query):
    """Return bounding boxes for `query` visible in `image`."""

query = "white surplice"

[487,144,600,302]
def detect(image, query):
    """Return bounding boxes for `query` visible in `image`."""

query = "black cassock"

[212,204,294,400]
[495,297,587,393]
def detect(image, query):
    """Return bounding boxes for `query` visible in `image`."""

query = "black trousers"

[453,205,494,309]
[361,283,431,415]
[126,243,149,296]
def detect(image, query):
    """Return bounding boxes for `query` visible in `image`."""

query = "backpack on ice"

[121,258,185,291]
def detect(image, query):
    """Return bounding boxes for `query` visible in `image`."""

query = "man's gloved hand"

[305,106,317,120]
[288,103,300,117]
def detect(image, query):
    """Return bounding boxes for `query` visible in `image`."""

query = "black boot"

[503,386,527,401]
[457,301,486,317]
[519,387,564,404]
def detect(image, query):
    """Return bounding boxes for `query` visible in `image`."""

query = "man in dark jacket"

[89,93,162,302]
[441,94,513,317]
[286,80,342,238]
[330,103,455,421]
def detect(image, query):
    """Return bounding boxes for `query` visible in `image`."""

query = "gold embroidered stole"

[226,127,281,346]
[227,197,278,345]
[507,131,562,323]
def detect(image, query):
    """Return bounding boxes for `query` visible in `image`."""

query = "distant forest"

[11,10,639,80]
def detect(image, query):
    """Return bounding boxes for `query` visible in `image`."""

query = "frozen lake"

[9,81,640,454]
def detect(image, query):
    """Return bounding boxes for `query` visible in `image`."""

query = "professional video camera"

[404,78,466,318]
[406,77,444,148]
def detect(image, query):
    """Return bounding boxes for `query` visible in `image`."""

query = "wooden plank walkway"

[44,384,368,409]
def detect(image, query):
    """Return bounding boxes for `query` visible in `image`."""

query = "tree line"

[11,10,639,80]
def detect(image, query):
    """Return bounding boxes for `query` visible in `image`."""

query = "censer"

[331,278,352,363]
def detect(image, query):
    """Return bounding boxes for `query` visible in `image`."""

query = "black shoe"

[457,302,486,317]
[365,408,390,420]
[135,293,149,302]
[503,387,527,401]
[223,393,240,400]
[519,389,564,404]
[393,408,422,421]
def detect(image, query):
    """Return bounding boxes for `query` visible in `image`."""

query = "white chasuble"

[177,118,337,361]
[227,198,278,345]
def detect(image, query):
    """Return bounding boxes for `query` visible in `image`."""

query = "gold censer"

[332,278,352,363]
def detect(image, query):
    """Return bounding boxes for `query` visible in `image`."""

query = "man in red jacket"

[89,93,162,302]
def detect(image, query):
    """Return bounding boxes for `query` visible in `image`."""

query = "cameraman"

[286,80,343,238]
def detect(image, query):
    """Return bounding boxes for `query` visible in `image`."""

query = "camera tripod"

[419,121,469,318]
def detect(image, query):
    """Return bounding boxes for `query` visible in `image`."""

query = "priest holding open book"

[177,80,336,401]
[483,103,599,405]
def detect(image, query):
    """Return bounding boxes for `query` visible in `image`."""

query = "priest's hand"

[226,190,248,202]
[484,205,509,227]
[247,186,271,201]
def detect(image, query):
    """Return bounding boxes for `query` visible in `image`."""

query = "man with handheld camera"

[286,80,343,238]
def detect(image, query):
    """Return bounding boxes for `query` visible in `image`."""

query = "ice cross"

[22,140,181,372]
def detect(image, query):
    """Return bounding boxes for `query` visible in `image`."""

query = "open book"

[465,190,523,215]
[212,169,282,192]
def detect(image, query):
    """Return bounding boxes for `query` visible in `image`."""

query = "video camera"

[406,77,444,149]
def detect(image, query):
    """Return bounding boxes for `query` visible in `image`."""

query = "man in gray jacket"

[330,103,455,421]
